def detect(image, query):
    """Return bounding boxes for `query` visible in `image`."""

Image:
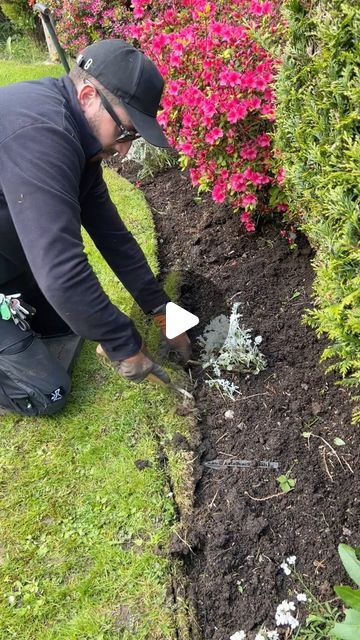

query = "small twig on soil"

[237,392,269,401]
[311,434,344,469]
[342,457,354,474]
[218,451,237,458]
[215,432,228,444]
[244,490,290,501]
[228,291,242,301]
[321,447,334,482]
[209,489,219,509]
[321,511,330,529]
[212,546,234,562]
[174,530,195,556]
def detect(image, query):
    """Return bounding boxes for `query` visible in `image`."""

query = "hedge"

[0,0,35,35]
[274,0,360,421]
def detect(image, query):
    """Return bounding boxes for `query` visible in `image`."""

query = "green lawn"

[0,61,192,639]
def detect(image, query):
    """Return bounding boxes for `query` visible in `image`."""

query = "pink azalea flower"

[230,173,246,192]
[212,182,227,203]
[157,111,168,127]
[240,211,256,232]
[241,193,257,207]
[205,127,224,145]
[178,141,195,156]
[247,97,262,110]
[189,168,201,186]
[240,146,257,161]
[256,133,271,147]
[227,101,248,123]
[250,1,274,16]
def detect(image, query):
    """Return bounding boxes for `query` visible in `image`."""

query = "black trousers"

[0,320,71,416]
[0,271,72,416]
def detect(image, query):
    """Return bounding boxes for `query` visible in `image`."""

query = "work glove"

[150,303,192,364]
[96,343,170,384]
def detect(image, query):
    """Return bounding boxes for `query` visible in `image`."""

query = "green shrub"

[331,544,360,639]
[0,7,13,41]
[274,0,360,421]
[0,0,36,36]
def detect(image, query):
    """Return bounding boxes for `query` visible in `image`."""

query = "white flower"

[225,409,235,420]
[275,600,297,627]
[267,632,279,640]
[289,616,299,630]
[287,555,297,566]
[230,632,246,640]
[297,593,307,603]
[280,561,291,575]
[254,335,263,345]
[255,631,267,640]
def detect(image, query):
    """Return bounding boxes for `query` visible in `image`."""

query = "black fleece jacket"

[0,75,169,360]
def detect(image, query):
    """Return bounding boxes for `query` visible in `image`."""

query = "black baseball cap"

[76,39,170,148]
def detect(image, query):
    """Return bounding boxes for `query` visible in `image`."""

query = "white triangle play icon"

[165,302,199,339]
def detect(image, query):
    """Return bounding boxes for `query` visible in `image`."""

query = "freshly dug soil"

[115,161,360,639]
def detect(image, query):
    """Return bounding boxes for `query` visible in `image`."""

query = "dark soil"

[115,160,360,639]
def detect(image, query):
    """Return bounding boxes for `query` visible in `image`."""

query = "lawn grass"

[0,34,55,66]
[0,61,193,639]
[0,59,63,83]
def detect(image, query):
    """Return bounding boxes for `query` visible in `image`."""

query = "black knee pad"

[1,333,33,355]
[0,321,71,416]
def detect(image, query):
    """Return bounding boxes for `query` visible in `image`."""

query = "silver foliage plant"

[122,138,177,180]
[197,302,267,399]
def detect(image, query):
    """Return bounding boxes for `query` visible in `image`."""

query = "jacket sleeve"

[80,163,170,314]
[0,124,142,361]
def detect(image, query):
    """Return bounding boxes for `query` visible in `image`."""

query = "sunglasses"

[85,79,141,143]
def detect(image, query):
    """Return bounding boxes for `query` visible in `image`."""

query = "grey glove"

[96,344,170,384]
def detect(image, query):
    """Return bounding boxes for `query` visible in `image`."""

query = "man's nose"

[115,140,132,156]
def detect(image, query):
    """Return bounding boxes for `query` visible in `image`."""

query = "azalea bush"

[126,0,286,231]
[28,0,131,53]
[32,0,286,231]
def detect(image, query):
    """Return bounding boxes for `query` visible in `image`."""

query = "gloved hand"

[96,343,170,384]
[151,304,192,364]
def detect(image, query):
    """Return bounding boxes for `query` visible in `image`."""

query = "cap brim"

[122,102,171,148]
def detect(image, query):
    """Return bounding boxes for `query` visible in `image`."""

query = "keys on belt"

[0,293,36,331]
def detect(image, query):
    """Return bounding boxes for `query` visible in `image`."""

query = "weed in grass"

[0,34,48,63]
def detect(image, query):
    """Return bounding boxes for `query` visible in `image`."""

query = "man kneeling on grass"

[0,39,190,416]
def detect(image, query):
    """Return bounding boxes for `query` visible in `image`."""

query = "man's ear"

[77,83,98,110]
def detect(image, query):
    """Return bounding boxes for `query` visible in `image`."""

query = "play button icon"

[165,302,199,339]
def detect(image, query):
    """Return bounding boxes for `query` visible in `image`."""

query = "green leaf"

[339,545,360,587]
[331,609,360,640]
[335,586,360,611]
[334,437,346,446]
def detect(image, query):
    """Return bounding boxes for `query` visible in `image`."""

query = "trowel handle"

[147,363,171,386]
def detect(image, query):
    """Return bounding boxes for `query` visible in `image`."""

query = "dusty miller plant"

[198,302,267,399]
[122,138,177,180]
